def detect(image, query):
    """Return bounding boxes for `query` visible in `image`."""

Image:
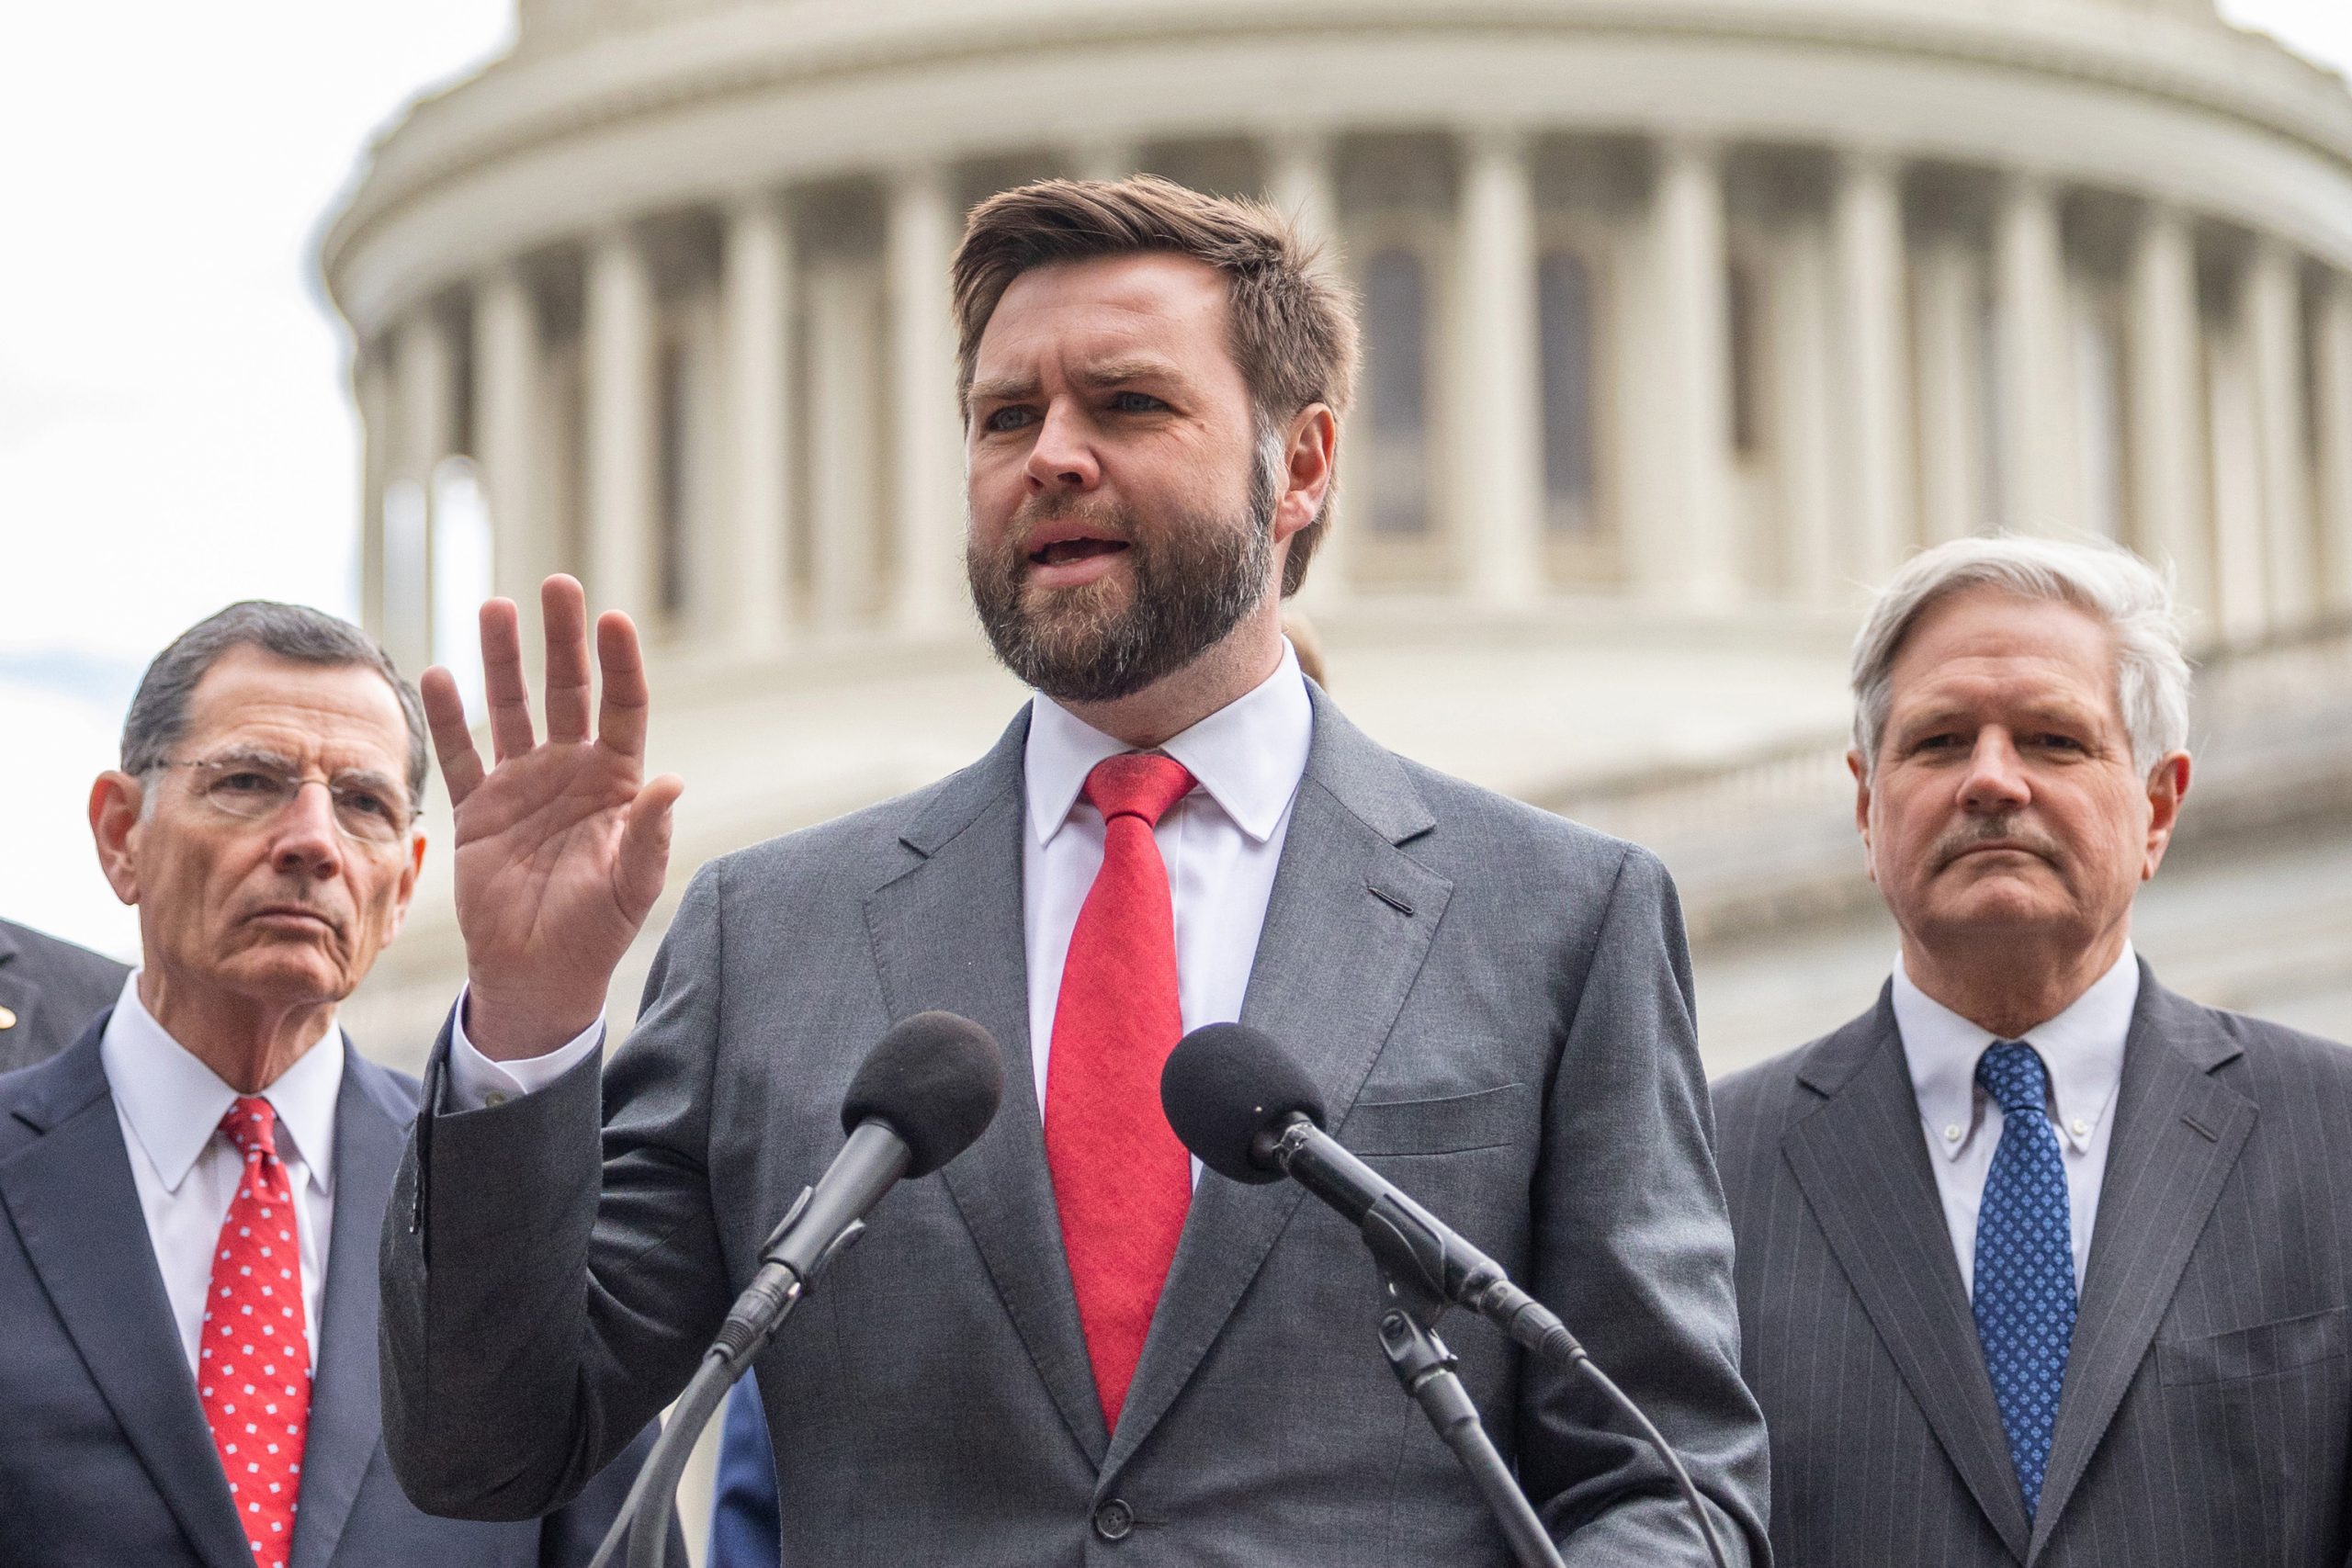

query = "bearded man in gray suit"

[379,175,1769,1564]
[1714,535,2352,1567]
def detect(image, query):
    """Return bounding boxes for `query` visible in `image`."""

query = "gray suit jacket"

[381,691,1769,1566]
[0,1015,666,1567]
[1713,965,2352,1567]
[0,917,128,1074]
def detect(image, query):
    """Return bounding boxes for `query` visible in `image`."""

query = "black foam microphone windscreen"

[839,1011,1005,1178]
[1159,1021,1329,1184]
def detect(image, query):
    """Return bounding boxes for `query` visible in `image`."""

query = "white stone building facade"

[322,0,2352,1065]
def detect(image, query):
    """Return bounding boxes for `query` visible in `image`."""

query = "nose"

[1957,729,2032,814]
[1023,398,1101,494]
[270,780,345,881]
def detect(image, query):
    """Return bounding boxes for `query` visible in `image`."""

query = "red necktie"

[200,1096,312,1568]
[1046,752,1197,1428]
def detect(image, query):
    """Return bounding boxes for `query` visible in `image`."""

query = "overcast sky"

[2,0,2346,956]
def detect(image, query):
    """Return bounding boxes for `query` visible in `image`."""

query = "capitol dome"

[321,0,2352,1062]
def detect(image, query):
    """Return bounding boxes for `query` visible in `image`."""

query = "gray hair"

[1851,535,2191,778]
[122,602,429,811]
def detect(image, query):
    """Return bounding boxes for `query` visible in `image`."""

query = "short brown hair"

[952,175,1360,597]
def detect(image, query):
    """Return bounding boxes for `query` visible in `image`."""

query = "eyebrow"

[965,355,1191,412]
[200,744,402,795]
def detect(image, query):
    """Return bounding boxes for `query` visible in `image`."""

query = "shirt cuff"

[445,985,605,1110]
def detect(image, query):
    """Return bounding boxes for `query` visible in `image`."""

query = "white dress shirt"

[1894,944,2139,1299]
[448,643,1316,1117]
[99,972,340,1377]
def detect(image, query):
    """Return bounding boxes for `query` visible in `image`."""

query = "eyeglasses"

[153,755,416,845]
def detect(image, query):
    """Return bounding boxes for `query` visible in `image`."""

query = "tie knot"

[1976,1041,2052,1119]
[219,1095,281,1163]
[1083,753,1196,829]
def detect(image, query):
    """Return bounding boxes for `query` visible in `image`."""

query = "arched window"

[1362,246,1431,536]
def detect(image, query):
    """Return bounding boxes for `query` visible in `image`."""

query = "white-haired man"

[1713,536,2352,1568]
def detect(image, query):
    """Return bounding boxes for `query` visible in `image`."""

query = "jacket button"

[1092,1498,1135,1540]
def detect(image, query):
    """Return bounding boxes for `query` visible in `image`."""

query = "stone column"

[1649,137,1736,604]
[1454,130,1544,605]
[355,346,391,641]
[1833,152,1915,583]
[584,225,657,618]
[1773,220,1839,602]
[1265,131,1349,609]
[1912,237,1987,547]
[2317,271,2352,616]
[388,309,453,679]
[886,164,965,635]
[1994,174,2073,533]
[472,264,541,606]
[720,192,794,657]
[2247,237,2314,629]
[2125,205,2210,621]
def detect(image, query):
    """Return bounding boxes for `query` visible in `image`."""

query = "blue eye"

[983,406,1037,433]
[1110,391,1164,413]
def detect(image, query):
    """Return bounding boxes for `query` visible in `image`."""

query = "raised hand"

[419,576,684,1060]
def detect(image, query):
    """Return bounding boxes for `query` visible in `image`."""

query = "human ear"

[89,772,146,908]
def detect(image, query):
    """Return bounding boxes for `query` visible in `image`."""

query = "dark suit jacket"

[380,693,1770,1565]
[0,1015,667,1567]
[1714,964,2352,1567]
[0,917,128,1074]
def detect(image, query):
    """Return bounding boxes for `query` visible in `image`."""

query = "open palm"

[420,576,683,1060]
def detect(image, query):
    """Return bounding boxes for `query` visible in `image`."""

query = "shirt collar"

[98,970,345,1199]
[1024,640,1314,846]
[1895,942,2139,1161]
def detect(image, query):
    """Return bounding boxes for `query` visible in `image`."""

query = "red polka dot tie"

[199,1096,311,1567]
[1045,753,1197,1430]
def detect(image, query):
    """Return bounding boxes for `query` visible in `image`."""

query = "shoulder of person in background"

[0,917,130,1075]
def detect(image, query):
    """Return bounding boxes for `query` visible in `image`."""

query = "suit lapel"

[2027,972,2253,1561]
[1782,995,2033,1562]
[1102,694,1451,1478]
[288,1053,411,1568]
[865,712,1112,1467]
[0,1023,252,1568]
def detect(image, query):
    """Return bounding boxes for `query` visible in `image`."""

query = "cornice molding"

[322,0,2352,306]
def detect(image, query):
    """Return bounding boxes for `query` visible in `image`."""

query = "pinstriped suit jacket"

[1713,964,2352,1568]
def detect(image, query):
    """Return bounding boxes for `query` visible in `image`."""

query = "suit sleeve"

[534,1421,688,1567]
[381,863,736,1520]
[1518,844,1772,1567]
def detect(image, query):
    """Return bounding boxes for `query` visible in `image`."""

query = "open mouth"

[1028,536,1128,568]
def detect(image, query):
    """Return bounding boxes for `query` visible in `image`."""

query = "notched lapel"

[1782,999,2033,1563]
[287,1056,411,1568]
[0,1035,252,1568]
[865,715,1111,1468]
[2028,979,2254,1558]
[1104,700,1452,1477]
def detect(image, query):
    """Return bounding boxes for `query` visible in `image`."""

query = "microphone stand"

[1357,1194,1730,1568]
[586,1188,857,1568]
[1363,1209,1566,1568]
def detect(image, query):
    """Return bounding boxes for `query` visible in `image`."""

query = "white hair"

[1850,535,2192,778]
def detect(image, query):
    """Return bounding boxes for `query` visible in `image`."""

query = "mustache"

[1931,816,2063,870]
[1010,491,1132,541]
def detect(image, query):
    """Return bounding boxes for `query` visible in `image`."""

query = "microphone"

[1159,1022,1730,1568]
[1159,1021,1580,1365]
[715,1010,1005,1362]
[594,1011,1004,1568]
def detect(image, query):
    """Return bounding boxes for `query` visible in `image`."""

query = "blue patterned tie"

[1973,1041,2076,1518]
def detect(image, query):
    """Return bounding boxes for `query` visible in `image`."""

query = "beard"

[967,454,1277,705]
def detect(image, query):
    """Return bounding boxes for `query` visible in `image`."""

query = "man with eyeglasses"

[0,601,670,1568]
